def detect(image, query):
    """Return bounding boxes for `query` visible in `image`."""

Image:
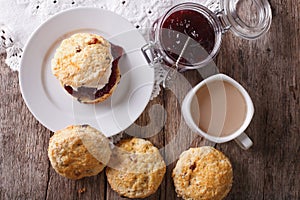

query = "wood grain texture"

[0,0,299,199]
[0,54,50,199]
[215,0,300,199]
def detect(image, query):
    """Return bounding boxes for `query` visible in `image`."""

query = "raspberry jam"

[142,2,272,70]
[160,9,215,66]
[142,3,223,70]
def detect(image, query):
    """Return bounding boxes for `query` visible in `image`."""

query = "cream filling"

[94,66,112,89]
[71,66,112,91]
[83,44,113,90]
[72,45,113,91]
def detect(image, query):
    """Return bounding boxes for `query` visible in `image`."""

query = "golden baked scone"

[106,138,166,198]
[52,33,112,88]
[51,33,123,104]
[48,125,111,180]
[172,146,233,200]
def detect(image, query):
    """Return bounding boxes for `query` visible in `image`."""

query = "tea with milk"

[191,80,247,137]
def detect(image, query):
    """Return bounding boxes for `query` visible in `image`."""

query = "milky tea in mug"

[182,74,254,149]
[193,81,246,137]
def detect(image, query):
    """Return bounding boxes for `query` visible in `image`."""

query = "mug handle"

[234,132,253,150]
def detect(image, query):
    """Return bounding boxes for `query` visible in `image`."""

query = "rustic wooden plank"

[163,69,211,200]
[0,54,50,199]
[215,0,300,199]
[46,171,106,200]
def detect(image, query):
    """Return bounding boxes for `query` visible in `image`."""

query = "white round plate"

[20,8,154,137]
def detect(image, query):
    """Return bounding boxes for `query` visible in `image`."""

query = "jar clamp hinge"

[215,8,232,34]
[141,42,164,67]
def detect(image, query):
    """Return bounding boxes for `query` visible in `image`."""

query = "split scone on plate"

[106,138,166,198]
[48,125,111,180]
[172,146,233,200]
[51,33,123,104]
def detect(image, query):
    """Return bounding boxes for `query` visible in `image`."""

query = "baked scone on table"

[48,125,111,180]
[106,138,166,198]
[172,146,233,200]
[51,33,123,104]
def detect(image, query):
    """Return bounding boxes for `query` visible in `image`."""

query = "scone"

[51,33,123,104]
[48,125,111,180]
[106,138,166,198]
[172,146,233,200]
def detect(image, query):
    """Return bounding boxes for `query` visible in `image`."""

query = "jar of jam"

[142,0,272,71]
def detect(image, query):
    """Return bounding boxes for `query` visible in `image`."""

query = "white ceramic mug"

[182,74,254,149]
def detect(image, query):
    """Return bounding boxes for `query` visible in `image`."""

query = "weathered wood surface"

[0,0,299,199]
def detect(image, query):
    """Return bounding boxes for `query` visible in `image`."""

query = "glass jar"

[142,0,272,71]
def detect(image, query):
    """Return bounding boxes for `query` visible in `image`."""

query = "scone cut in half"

[51,33,123,104]
[106,138,166,198]
[48,125,112,180]
[172,146,233,200]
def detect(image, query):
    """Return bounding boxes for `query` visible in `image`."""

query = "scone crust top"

[48,125,111,180]
[106,138,166,198]
[51,33,112,89]
[172,146,233,200]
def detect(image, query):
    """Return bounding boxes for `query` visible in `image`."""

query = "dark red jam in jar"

[142,2,272,71]
[147,3,223,70]
[161,9,215,65]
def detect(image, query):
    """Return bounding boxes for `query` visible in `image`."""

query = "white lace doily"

[0,0,217,98]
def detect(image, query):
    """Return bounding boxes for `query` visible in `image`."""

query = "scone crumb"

[78,187,86,194]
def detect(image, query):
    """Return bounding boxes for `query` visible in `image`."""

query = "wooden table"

[0,1,299,199]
